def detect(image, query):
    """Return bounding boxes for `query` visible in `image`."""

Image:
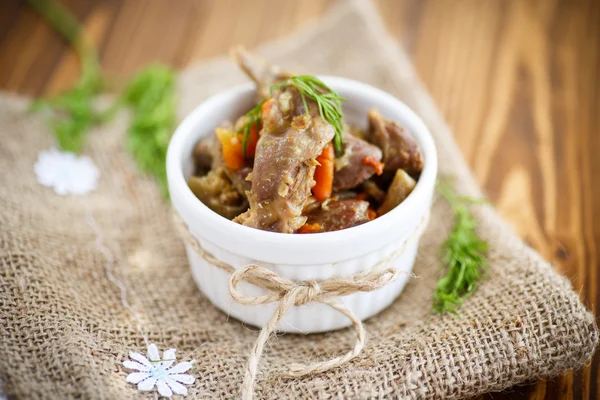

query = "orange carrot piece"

[261,98,273,119]
[216,128,245,170]
[244,123,260,158]
[363,155,384,175]
[312,142,335,201]
[298,222,323,234]
[368,208,377,220]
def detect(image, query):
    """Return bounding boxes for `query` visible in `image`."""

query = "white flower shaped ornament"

[34,148,99,196]
[124,344,195,397]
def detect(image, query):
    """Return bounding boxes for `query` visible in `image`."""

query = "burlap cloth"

[0,1,597,399]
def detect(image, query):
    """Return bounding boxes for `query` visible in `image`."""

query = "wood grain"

[0,0,598,398]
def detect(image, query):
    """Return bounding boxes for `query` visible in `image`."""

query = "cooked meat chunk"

[192,135,217,171]
[366,109,424,176]
[230,46,292,100]
[378,169,416,215]
[333,133,383,191]
[228,166,252,197]
[188,168,249,219]
[303,199,370,233]
[235,87,335,233]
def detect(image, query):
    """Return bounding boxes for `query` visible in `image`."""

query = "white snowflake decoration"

[124,344,195,398]
[34,148,99,196]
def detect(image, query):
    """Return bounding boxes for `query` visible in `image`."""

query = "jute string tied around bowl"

[173,211,430,400]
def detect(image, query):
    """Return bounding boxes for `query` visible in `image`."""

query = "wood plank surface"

[0,0,598,398]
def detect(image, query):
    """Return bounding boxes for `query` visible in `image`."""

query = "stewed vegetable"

[189,47,424,234]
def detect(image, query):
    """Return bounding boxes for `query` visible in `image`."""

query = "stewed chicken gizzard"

[188,47,424,234]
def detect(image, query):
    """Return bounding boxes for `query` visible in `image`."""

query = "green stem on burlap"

[27,0,176,197]
[433,182,488,314]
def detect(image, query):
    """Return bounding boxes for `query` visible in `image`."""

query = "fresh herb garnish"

[27,0,177,198]
[27,0,105,153]
[433,182,488,314]
[238,76,347,156]
[122,65,176,197]
[237,99,265,158]
[272,76,347,155]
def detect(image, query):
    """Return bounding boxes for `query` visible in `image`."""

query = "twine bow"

[173,211,429,399]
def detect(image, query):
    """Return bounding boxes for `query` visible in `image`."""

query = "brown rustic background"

[1,0,598,399]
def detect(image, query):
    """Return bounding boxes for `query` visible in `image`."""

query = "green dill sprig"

[27,0,105,153]
[237,99,265,158]
[433,182,488,314]
[272,76,347,155]
[27,0,177,198]
[122,65,176,197]
[238,76,347,156]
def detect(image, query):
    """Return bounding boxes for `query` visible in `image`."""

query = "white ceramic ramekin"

[167,77,437,333]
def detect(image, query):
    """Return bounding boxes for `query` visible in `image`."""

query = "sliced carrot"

[261,98,273,119]
[368,208,377,220]
[216,128,245,170]
[298,222,323,234]
[312,142,334,201]
[244,123,260,158]
[363,155,384,175]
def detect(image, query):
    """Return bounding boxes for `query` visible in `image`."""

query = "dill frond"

[27,0,105,153]
[272,76,347,155]
[28,0,177,198]
[237,100,265,158]
[433,182,488,314]
[122,65,176,198]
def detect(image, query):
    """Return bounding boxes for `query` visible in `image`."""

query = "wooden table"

[1,0,598,398]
